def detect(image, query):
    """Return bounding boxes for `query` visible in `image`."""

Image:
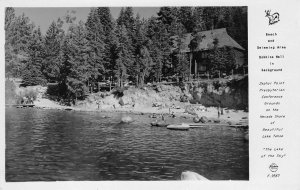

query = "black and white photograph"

[5,6,248,181]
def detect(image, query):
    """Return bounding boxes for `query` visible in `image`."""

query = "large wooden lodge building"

[173,28,246,75]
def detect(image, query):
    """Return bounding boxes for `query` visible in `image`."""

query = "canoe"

[65,108,73,111]
[167,124,190,131]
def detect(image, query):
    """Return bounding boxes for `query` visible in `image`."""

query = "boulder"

[200,116,209,123]
[121,116,134,123]
[152,102,163,107]
[181,171,209,180]
[193,117,201,123]
[185,106,196,115]
[119,96,134,106]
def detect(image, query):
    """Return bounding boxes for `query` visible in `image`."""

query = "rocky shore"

[33,90,248,126]
[10,76,248,126]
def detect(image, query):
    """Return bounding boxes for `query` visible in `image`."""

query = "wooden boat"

[150,121,168,127]
[167,124,190,131]
[65,108,73,111]
[13,104,35,108]
[187,123,228,128]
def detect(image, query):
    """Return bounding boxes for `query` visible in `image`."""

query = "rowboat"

[167,124,190,130]
[150,121,168,127]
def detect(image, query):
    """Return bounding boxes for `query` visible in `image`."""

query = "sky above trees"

[15,7,160,34]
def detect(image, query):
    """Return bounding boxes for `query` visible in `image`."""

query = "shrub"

[112,87,124,98]
[46,83,60,96]
[212,81,221,90]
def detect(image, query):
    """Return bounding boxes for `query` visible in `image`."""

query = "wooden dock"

[186,123,248,129]
[6,104,35,108]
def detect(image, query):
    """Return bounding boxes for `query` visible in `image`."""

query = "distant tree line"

[5,7,247,103]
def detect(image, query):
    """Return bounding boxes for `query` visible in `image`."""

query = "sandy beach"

[33,95,248,126]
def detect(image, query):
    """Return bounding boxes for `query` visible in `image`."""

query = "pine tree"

[116,8,125,26]
[115,25,134,87]
[178,7,195,33]
[146,17,169,82]
[121,7,135,33]
[96,7,117,80]
[5,9,34,78]
[116,7,136,82]
[56,38,72,99]
[157,7,178,26]
[22,27,46,86]
[85,8,106,82]
[137,46,154,86]
[66,21,90,103]
[5,7,15,31]
[192,7,206,32]
[43,21,63,82]
[5,7,16,78]
[96,7,114,37]
[171,21,189,78]
[132,16,154,86]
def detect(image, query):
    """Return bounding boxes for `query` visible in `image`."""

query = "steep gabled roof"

[172,28,245,53]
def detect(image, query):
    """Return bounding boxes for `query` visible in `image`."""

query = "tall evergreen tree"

[5,10,34,78]
[5,7,15,31]
[137,46,154,86]
[146,17,170,82]
[192,7,206,32]
[5,7,16,78]
[178,7,195,33]
[120,7,135,33]
[116,7,136,81]
[22,27,46,86]
[171,21,189,77]
[157,7,178,27]
[43,21,63,82]
[85,8,106,82]
[115,25,134,87]
[96,7,117,80]
[116,8,125,26]
[66,21,90,103]
[132,16,154,86]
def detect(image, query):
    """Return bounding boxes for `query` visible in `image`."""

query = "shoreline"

[29,97,248,127]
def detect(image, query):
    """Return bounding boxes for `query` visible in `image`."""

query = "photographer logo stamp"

[269,163,279,172]
[265,10,280,25]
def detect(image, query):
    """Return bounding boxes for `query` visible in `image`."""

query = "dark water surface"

[6,107,248,181]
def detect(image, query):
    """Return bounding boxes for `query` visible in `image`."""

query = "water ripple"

[6,107,248,181]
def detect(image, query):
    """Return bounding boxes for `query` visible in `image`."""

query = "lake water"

[5,107,248,181]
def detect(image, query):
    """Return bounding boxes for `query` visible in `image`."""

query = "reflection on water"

[6,108,248,181]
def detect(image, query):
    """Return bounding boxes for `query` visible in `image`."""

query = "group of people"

[21,96,34,104]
